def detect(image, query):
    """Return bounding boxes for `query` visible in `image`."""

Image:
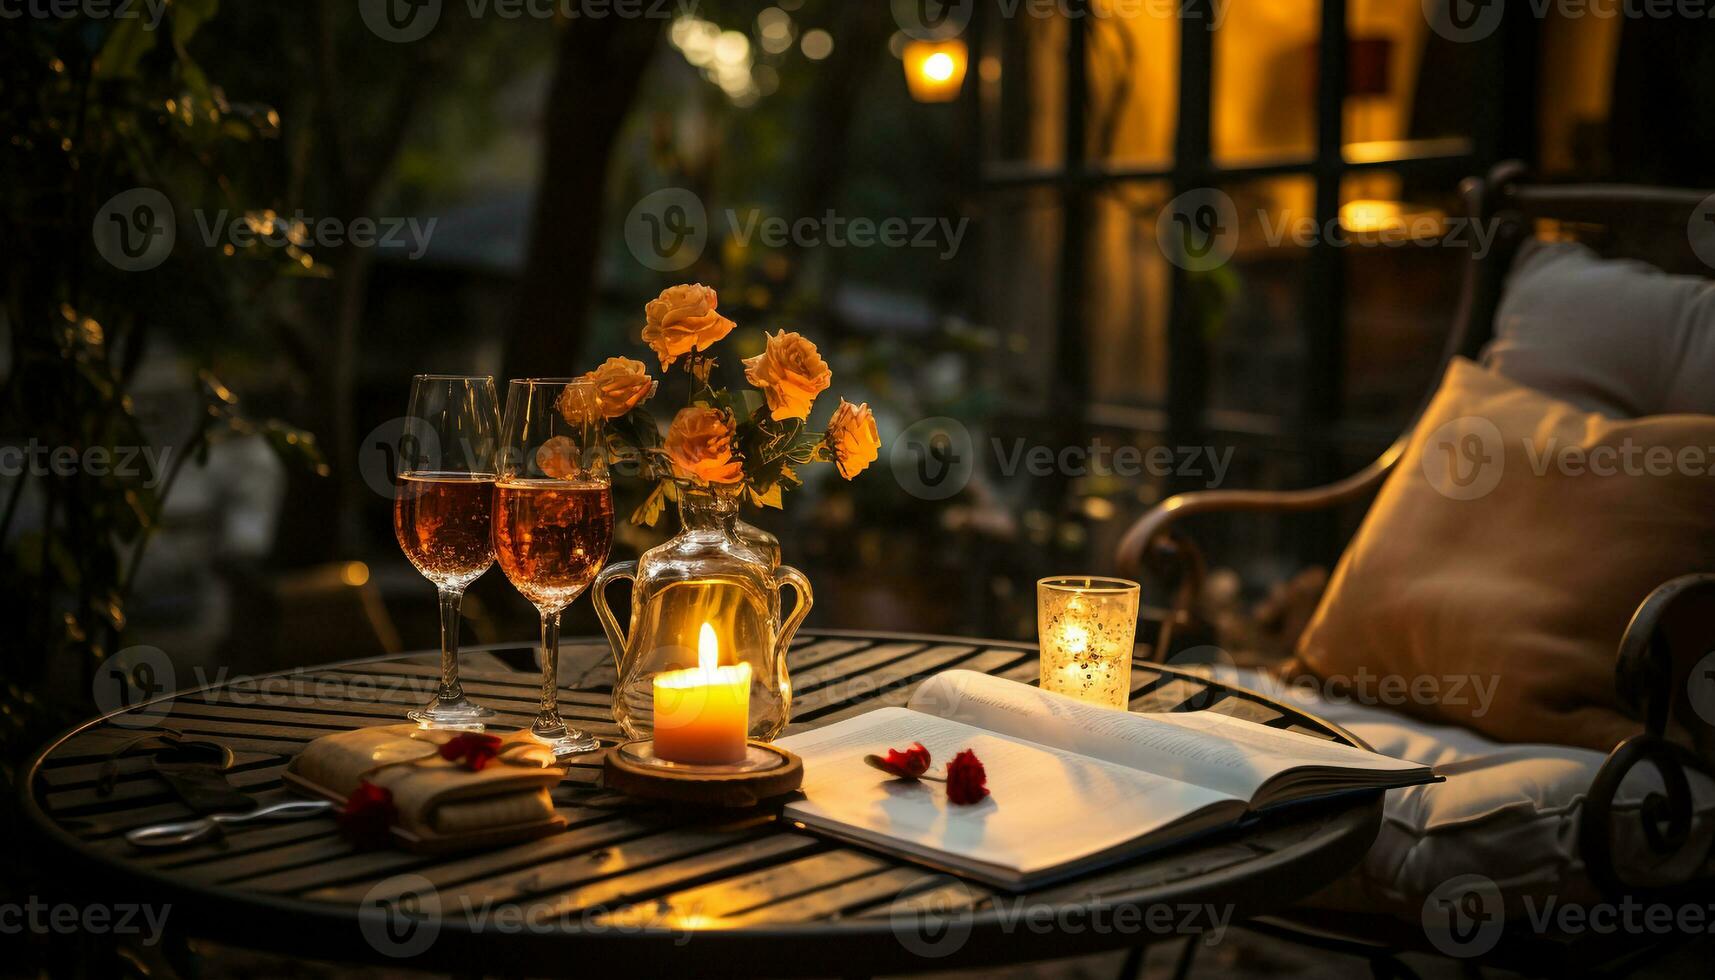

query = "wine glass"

[394,374,501,730]
[493,378,613,757]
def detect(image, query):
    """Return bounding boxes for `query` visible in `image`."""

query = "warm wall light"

[1340,199,1448,241]
[903,39,968,103]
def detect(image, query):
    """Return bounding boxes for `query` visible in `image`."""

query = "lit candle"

[653,623,752,764]
[1060,620,1091,657]
[1038,577,1139,709]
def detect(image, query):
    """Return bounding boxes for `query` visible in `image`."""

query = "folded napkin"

[287,726,565,838]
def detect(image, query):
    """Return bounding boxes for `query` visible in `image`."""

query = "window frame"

[972,0,1525,473]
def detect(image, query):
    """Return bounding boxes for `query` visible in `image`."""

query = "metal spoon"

[125,799,334,849]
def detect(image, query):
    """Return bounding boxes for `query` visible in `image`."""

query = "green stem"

[759,419,806,466]
[684,350,718,403]
[117,414,212,599]
[0,470,26,544]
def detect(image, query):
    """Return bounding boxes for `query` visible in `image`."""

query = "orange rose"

[743,330,831,422]
[536,436,582,479]
[577,356,656,419]
[553,382,599,427]
[642,284,736,370]
[825,399,880,479]
[555,379,603,429]
[665,406,744,485]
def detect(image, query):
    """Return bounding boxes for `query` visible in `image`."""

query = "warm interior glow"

[1340,199,1404,234]
[1339,198,1449,239]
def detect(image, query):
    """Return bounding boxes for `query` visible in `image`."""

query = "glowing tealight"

[652,623,752,764]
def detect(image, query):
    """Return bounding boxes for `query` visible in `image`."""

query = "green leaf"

[113,486,152,542]
[261,420,329,476]
[785,426,825,459]
[197,368,239,410]
[628,409,662,448]
[94,19,157,80]
[630,479,674,527]
[172,0,221,48]
[732,390,764,424]
[91,592,127,632]
[282,263,335,280]
[74,360,117,399]
[179,62,214,110]
[45,536,81,589]
[747,482,783,510]
[13,534,44,577]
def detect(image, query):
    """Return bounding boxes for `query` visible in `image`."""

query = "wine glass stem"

[536,609,563,732]
[436,587,465,704]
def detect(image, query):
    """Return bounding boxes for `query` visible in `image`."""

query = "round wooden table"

[22,629,1383,976]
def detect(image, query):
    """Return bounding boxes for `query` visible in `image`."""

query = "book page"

[777,707,1238,879]
[1152,706,1424,769]
[908,671,1422,801]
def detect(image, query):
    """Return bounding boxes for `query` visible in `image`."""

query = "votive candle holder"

[1037,576,1140,709]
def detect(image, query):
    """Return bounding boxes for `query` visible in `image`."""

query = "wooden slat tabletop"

[22,630,1383,976]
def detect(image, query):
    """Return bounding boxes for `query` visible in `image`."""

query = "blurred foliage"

[0,5,325,770]
[0,0,1049,780]
[577,1,1043,636]
[594,0,969,334]
[0,2,564,770]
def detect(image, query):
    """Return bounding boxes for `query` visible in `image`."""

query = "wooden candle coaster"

[603,739,803,807]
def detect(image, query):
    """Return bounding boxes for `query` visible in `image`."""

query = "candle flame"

[1062,623,1090,656]
[698,622,718,672]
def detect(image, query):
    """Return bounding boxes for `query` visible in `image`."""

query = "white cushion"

[1197,666,1715,917]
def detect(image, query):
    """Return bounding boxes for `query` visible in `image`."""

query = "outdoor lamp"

[904,39,968,103]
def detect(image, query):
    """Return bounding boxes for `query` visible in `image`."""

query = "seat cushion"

[1290,357,1715,751]
[1203,666,1715,917]
[1484,240,1715,418]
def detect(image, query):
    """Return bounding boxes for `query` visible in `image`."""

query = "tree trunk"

[783,5,896,332]
[506,17,664,383]
[270,1,442,563]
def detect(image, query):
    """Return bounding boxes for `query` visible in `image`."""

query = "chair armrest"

[1614,573,1715,739]
[1114,439,1405,578]
[1581,573,1715,899]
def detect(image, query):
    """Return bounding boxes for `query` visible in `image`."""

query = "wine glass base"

[408,698,497,732]
[532,725,601,758]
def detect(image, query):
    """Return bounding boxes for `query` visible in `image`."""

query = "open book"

[775,670,1437,890]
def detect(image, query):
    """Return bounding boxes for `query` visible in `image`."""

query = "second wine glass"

[493,378,613,757]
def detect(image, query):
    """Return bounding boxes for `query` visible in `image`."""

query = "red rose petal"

[339,780,398,847]
[945,748,989,805]
[438,733,504,771]
[879,742,932,778]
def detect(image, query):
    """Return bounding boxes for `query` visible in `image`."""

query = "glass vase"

[593,485,811,743]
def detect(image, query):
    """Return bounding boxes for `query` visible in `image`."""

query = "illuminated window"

[974,0,1519,486]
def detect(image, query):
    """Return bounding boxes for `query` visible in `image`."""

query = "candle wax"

[653,623,752,764]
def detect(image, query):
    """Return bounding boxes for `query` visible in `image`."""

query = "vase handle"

[773,564,813,661]
[592,561,636,670]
